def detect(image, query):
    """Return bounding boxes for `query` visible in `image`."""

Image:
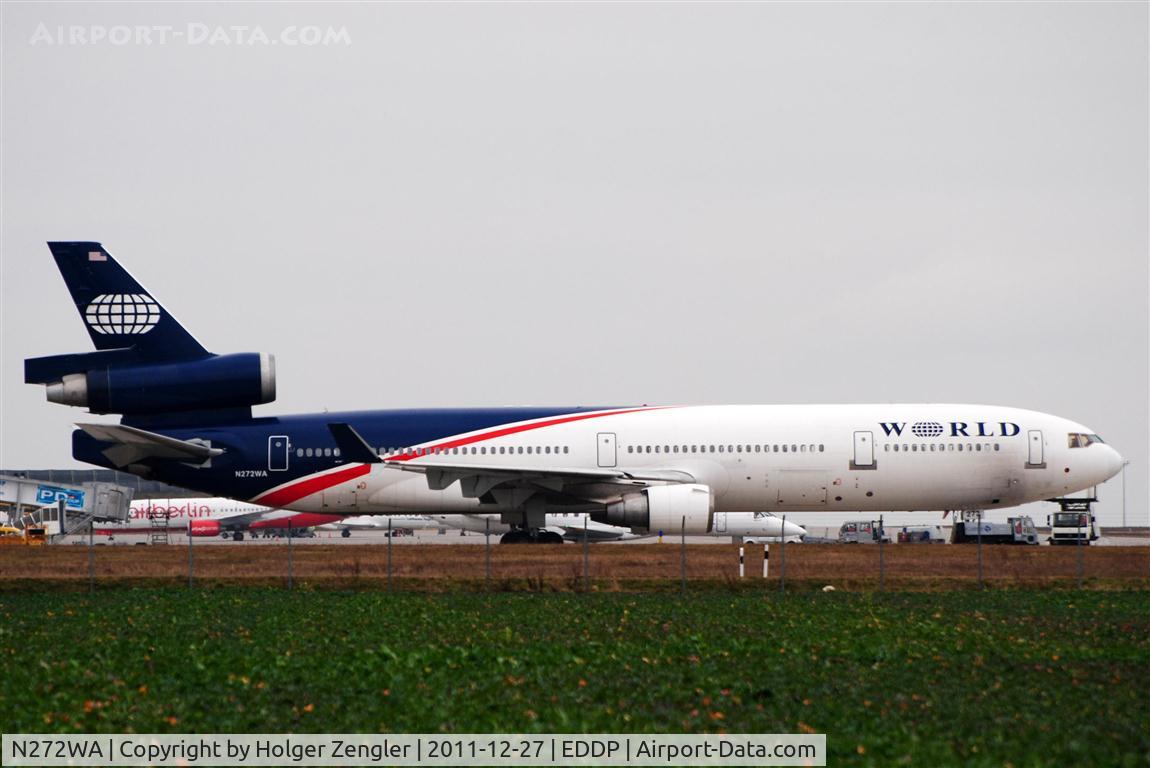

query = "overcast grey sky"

[2,2,1146,528]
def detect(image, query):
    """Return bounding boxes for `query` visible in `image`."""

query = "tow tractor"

[0,524,48,546]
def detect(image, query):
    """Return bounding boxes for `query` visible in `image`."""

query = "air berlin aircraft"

[94,497,346,540]
[26,243,1124,544]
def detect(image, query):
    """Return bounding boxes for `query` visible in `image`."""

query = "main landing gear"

[499,528,564,545]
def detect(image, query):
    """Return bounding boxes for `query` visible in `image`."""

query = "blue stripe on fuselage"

[73,406,619,500]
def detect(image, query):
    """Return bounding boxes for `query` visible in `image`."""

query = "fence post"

[763,544,769,579]
[187,527,194,588]
[679,516,686,595]
[779,515,787,594]
[485,517,491,590]
[976,510,983,590]
[387,517,393,593]
[878,514,885,593]
[738,545,745,579]
[582,516,590,592]
[287,523,294,591]
[88,520,95,594]
[1076,513,1084,590]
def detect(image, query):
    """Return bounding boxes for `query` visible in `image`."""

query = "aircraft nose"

[784,520,807,538]
[1103,446,1124,481]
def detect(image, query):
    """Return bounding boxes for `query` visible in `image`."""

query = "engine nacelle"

[188,519,221,537]
[596,484,714,534]
[44,352,275,414]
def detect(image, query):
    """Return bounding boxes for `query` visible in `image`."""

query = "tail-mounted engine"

[26,352,275,415]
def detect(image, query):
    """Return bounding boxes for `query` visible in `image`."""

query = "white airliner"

[431,511,807,543]
[36,246,1125,546]
[95,498,346,540]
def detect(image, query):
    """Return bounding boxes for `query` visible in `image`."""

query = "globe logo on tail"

[84,294,160,335]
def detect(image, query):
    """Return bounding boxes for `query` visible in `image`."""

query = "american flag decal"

[88,251,106,261]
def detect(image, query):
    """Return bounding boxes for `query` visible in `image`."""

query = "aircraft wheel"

[341,529,351,538]
[500,529,532,545]
[232,531,244,542]
[537,530,565,544]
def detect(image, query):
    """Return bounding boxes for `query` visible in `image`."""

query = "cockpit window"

[1067,433,1105,448]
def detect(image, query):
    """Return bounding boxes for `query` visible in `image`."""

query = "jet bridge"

[0,474,133,538]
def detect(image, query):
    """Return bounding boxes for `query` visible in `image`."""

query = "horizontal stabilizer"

[25,349,141,384]
[327,423,382,464]
[76,423,224,468]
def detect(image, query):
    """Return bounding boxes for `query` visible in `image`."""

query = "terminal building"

[1,468,203,500]
[0,468,201,539]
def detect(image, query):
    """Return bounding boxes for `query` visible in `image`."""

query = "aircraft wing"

[552,522,631,542]
[216,508,283,528]
[382,460,695,504]
[77,423,224,468]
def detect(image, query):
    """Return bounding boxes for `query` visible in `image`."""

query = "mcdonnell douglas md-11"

[25,243,1125,543]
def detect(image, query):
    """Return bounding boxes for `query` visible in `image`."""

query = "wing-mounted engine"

[188,519,221,537]
[27,352,275,415]
[595,483,714,534]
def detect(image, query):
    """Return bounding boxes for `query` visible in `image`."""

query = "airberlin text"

[879,422,1021,438]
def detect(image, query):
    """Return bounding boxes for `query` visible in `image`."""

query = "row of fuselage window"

[295,441,1002,461]
[293,443,829,459]
[884,442,1001,453]
[629,443,825,455]
[394,445,572,457]
[294,445,573,459]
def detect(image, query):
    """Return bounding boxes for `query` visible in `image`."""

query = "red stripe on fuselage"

[249,407,668,508]
[385,406,669,462]
[254,463,371,508]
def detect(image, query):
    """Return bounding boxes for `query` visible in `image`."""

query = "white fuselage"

[254,405,1123,517]
[96,498,269,533]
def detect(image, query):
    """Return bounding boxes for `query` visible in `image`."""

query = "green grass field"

[0,589,1146,766]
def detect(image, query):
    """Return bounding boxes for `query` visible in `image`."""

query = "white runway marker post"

[763,543,769,579]
[739,545,745,578]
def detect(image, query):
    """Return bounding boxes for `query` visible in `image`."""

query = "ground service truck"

[951,516,1039,545]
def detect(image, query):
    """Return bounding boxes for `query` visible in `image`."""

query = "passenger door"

[268,435,289,472]
[1027,430,1045,468]
[852,431,875,469]
[597,432,617,468]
